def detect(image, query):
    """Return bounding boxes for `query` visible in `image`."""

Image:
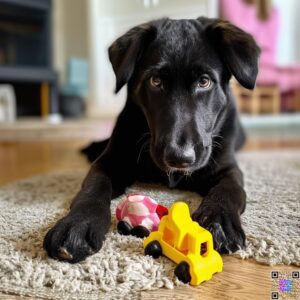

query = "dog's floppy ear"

[200,18,260,89]
[108,23,157,93]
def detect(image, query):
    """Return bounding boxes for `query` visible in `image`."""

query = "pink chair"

[220,0,300,112]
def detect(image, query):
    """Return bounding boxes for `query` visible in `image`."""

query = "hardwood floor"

[0,140,90,185]
[141,256,294,300]
[1,137,299,186]
[0,137,299,300]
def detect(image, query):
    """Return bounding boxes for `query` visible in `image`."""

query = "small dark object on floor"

[59,95,85,118]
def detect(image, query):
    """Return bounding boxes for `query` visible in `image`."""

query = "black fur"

[44,17,260,263]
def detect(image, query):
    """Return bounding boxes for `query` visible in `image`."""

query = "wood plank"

[141,256,296,300]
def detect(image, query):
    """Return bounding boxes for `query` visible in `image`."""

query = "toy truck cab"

[144,202,223,285]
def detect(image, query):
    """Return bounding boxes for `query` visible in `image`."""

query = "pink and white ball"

[116,193,168,238]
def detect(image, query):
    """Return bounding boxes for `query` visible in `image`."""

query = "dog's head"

[109,17,260,173]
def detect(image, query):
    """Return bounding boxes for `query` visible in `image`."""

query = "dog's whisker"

[183,170,192,178]
[136,132,151,146]
[166,169,174,179]
[209,156,218,168]
[212,141,223,150]
[137,139,150,164]
[213,140,222,147]
[212,134,224,139]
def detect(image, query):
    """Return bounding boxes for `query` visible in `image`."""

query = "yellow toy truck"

[144,202,223,285]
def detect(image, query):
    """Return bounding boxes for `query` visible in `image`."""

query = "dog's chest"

[135,151,211,195]
[135,152,187,189]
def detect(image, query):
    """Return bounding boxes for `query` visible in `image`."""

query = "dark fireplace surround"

[0,0,58,117]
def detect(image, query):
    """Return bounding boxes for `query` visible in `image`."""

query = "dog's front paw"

[43,212,110,263]
[192,201,245,254]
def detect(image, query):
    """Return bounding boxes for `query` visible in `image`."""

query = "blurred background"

[0,0,299,184]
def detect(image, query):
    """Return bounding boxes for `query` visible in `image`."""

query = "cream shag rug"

[0,151,299,299]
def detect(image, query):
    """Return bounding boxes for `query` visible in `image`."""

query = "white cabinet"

[87,0,219,117]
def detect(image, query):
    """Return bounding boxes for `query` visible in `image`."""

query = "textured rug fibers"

[0,151,299,299]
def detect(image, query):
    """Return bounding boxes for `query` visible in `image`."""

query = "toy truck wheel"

[131,225,150,238]
[117,221,133,235]
[174,261,192,284]
[144,241,162,258]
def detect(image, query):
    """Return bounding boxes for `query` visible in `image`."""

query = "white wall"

[87,0,219,118]
[273,0,300,66]
[52,0,88,85]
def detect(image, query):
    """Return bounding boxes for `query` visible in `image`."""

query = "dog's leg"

[192,166,246,253]
[43,159,116,263]
[43,105,142,263]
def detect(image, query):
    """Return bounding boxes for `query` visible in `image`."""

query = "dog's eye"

[197,76,211,89]
[150,76,162,88]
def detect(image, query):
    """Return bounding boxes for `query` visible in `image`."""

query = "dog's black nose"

[165,147,195,169]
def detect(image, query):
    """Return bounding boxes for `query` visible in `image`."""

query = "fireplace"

[0,0,58,117]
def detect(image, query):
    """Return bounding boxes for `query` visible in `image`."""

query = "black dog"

[44,17,259,263]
